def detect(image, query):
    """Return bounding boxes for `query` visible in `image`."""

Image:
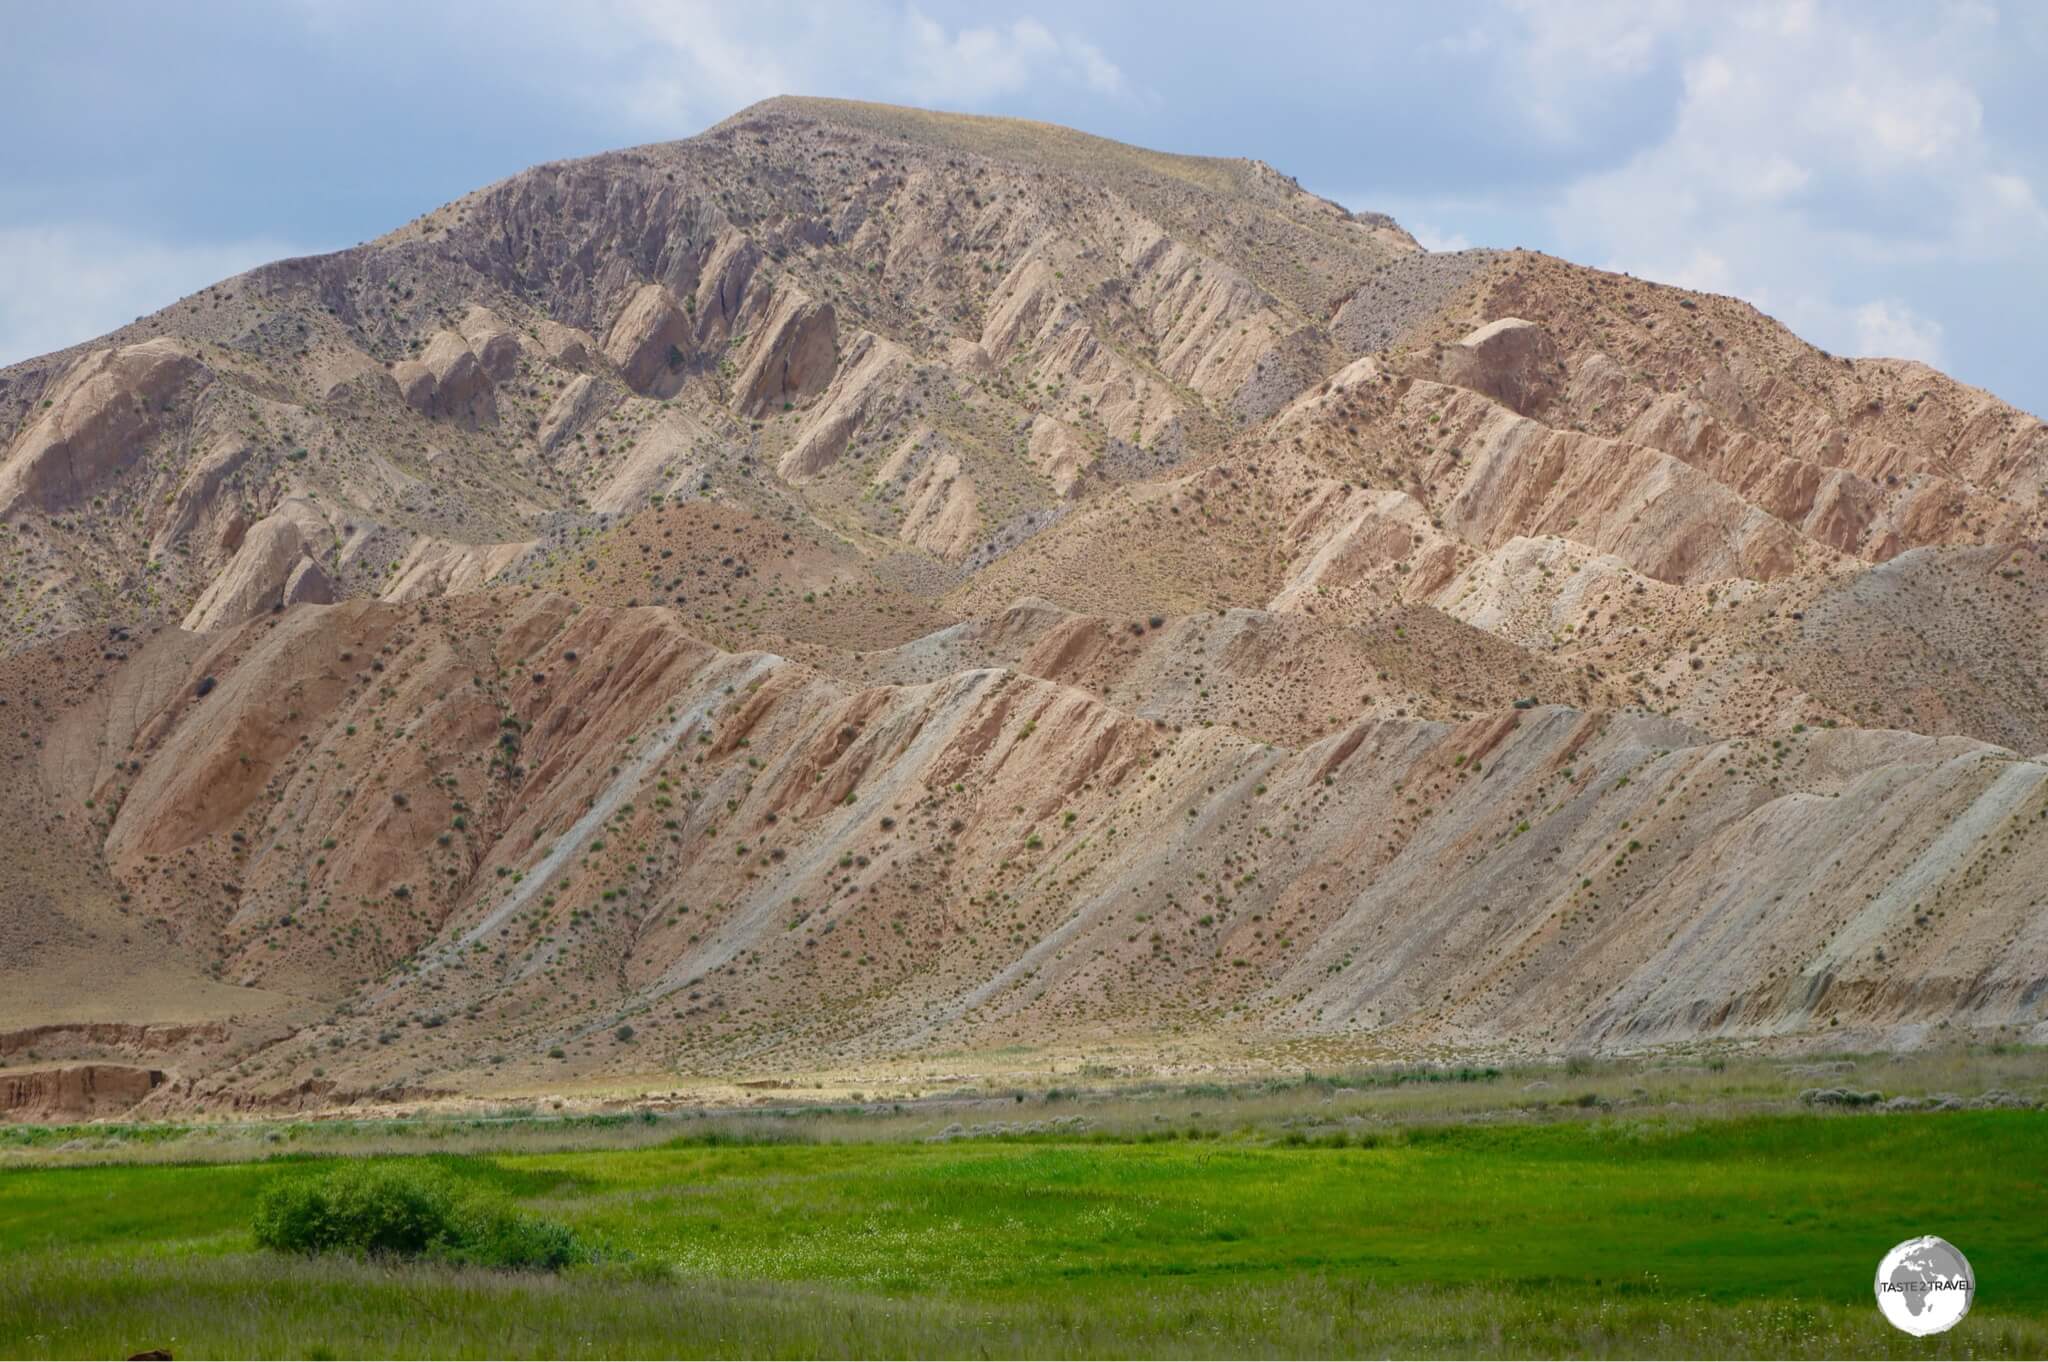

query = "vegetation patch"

[252,1162,585,1270]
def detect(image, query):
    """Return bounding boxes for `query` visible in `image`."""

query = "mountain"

[2,97,2044,1118]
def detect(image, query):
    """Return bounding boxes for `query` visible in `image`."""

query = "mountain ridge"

[0,97,2043,1119]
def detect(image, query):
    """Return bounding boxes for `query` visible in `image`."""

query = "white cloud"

[1533,1,2045,365]
[1852,299,1945,363]
[0,225,312,367]
[901,13,1125,103]
[1986,172,2043,215]
[1508,0,1677,74]
[585,2,801,133]
[1067,37,1127,97]
[1959,170,2048,251]
[1809,70,1981,170]
[595,1,1129,136]
[1406,220,1473,253]
[1495,0,1689,140]
[1654,248,1739,295]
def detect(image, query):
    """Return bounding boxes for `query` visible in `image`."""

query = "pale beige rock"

[593,407,719,513]
[603,282,691,393]
[1421,381,1813,584]
[692,232,762,341]
[898,450,978,558]
[1027,416,1090,498]
[181,509,331,631]
[974,252,1184,450]
[1436,317,1561,417]
[395,330,496,426]
[943,336,993,375]
[281,555,337,609]
[979,257,1058,361]
[305,342,391,402]
[0,340,207,513]
[734,289,837,415]
[1269,486,1442,612]
[151,438,252,561]
[534,319,594,369]
[380,537,533,601]
[459,305,526,382]
[778,331,908,480]
[537,374,605,453]
[6,97,2048,1109]
[871,427,935,487]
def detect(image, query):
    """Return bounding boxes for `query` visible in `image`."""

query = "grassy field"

[3,1074,2046,1358]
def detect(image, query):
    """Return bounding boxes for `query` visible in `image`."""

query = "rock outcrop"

[459,305,526,382]
[603,283,692,394]
[534,319,594,369]
[150,438,252,561]
[1,1064,163,1121]
[735,290,836,415]
[0,340,208,514]
[777,331,907,480]
[181,506,334,631]
[537,374,606,453]
[897,450,978,557]
[381,537,531,601]
[1435,317,1561,417]
[394,330,496,426]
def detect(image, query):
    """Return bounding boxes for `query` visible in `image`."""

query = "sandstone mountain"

[2,97,2044,1118]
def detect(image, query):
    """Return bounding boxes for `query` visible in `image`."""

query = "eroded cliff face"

[1,1065,164,1121]
[1,96,2044,1112]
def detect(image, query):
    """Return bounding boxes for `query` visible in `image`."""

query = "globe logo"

[1875,1236,1973,1336]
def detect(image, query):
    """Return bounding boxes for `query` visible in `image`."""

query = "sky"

[3,1,2044,414]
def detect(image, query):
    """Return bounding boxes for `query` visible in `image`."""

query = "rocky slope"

[1,97,2043,1117]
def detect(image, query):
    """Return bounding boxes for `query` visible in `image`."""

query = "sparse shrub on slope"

[252,1162,586,1270]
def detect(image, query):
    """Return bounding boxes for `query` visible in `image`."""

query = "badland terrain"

[3,97,2045,1121]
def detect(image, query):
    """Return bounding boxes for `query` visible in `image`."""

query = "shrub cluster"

[253,1162,585,1270]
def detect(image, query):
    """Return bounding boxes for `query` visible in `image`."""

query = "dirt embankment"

[0,1064,164,1121]
[0,1021,227,1060]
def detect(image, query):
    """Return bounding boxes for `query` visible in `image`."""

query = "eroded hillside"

[2,97,2043,1117]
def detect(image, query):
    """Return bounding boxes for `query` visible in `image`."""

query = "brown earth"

[0,97,2043,1119]
[0,1065,165,1121]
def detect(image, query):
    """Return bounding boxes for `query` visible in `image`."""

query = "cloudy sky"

[4,1,2044,412]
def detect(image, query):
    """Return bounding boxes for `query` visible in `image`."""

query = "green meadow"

[3,1098,2045,1358]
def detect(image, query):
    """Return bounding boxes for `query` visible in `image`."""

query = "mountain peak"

[1,100,2043,1116]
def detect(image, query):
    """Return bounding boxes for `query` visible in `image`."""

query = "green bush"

[448,1201,586,1270]
[253,1163,585,1270]
[252,1163,456,1258]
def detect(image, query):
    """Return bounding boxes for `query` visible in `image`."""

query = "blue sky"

[4,1,2044,414]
